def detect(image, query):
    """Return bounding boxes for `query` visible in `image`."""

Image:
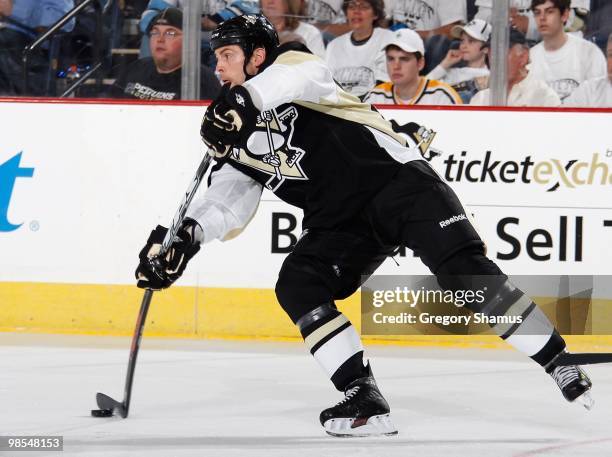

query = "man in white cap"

[426,18,491,103]
[363,28,462,105]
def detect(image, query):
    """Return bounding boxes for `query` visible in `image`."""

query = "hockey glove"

[135,219,202,290]
[201,84,258,158]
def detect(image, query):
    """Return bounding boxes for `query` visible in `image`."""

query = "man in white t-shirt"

[564,32,612,107]
[471,28,560,106]
[325,0,393,96]
[528,0,605,101]
[388,0,466,39]
[475,0,590,42]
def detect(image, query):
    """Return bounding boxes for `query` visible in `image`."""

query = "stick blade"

[96,392,127,418]
[91,408,113,417]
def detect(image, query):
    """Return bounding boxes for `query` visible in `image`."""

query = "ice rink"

[2,333,612,457]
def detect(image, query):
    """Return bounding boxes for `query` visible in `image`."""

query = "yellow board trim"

[1,282,612,352]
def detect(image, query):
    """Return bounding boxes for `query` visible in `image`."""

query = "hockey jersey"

[363,78,462,105]
[188,44,424,243]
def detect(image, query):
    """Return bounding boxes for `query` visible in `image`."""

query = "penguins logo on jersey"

[229,106,307,191]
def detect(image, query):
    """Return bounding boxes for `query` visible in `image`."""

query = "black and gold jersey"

[190,44,424,241]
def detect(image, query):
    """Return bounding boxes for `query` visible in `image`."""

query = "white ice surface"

[1,333,612,457]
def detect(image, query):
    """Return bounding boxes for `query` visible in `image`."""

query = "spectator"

[475,0,590,42]
[389,0,466,39]
[564,32,612,106]
[325,0,392,96]
[139,0,258,61]
[363,28,462,104]
[261,0,326,58]
[305,0,351,42]
[427,18,491,103]
[0,0,12,16]
[470,28,560,106]
[586,0,612,54]
[528,0,605,101]
[0,0,75,95]
[141,0,258,33]
[387,0,466,73]
[476,0,538,40]
[111,8,221,100]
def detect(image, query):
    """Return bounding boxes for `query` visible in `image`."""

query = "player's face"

[607,41,612,82]
[386,48,423,87]
[215,45,264,86]
[149,25,183,72]
[346,1,376,34]
[261,0,288,21]
[533,1,569,39]
[215,45,248,86]
[459,33,486,64]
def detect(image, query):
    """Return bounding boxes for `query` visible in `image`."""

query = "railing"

[21,0,113,96]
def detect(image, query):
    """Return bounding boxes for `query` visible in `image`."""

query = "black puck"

[91,409,113,417]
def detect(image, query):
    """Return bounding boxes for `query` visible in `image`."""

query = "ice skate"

[320,365,398,437]
[547,355,594,410]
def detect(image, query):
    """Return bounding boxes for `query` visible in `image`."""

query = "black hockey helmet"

[211,14,279,60]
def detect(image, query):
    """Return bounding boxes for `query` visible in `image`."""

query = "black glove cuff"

[179,218,203,247]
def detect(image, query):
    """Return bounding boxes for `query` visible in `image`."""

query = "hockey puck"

[91,409,113,417]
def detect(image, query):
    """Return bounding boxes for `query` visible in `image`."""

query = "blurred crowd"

[0,0,610,106]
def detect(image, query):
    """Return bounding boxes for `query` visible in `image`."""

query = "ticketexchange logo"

[0,152,34,232]
[441,151,612,191]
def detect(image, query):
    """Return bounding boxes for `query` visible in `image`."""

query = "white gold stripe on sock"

[313,326,363,378]
[304,314,349,351]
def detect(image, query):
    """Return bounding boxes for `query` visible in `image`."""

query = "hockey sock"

[480,280,566,367]
[296,303,368,391]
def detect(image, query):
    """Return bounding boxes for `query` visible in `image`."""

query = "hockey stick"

[262,111,284,190]
[93,152,214,419]
[554,352,612,366]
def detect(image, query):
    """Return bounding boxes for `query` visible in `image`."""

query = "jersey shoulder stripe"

[418,79,463,104]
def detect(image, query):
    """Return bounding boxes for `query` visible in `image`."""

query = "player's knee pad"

[275,254,337,323]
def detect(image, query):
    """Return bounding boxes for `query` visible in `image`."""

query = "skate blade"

[323,414,398,437]
[575,391,594,411]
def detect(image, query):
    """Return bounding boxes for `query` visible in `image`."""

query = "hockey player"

[135,14,593,437]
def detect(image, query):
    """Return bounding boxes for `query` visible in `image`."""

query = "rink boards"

[1,99,611,346]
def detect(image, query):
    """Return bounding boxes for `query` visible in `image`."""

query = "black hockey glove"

[135,219,202,290]
[201,84,258,158]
